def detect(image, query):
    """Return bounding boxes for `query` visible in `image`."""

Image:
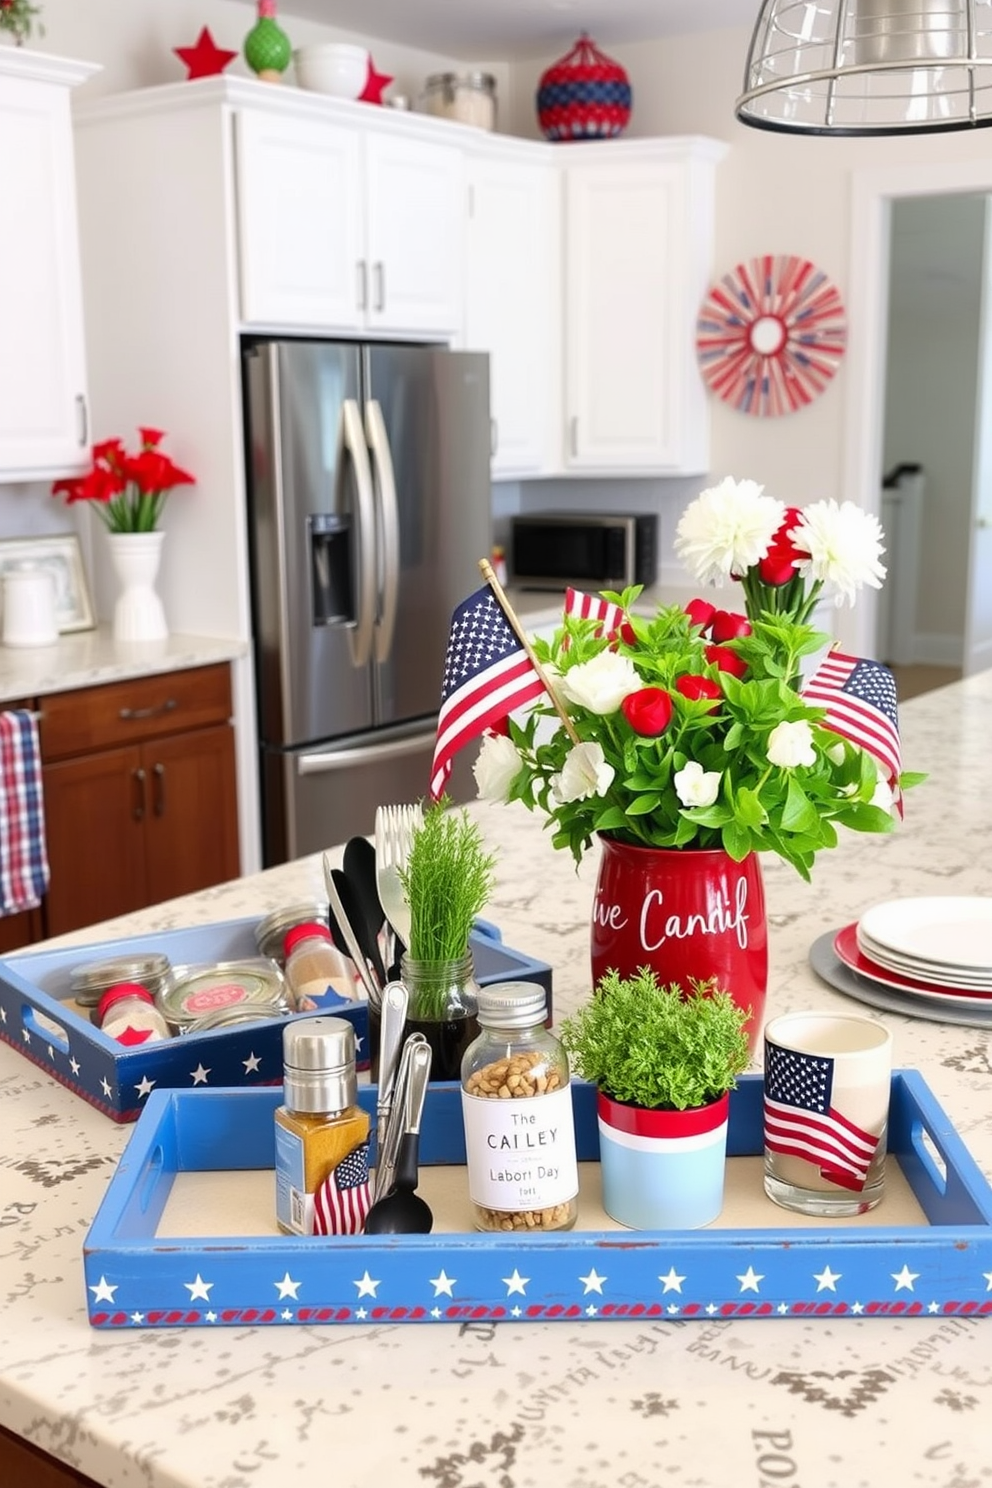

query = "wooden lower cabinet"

[40,664,240,937]
[0,1423,104,1488]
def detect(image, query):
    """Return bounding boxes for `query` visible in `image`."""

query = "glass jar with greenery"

[398,803,496,1081]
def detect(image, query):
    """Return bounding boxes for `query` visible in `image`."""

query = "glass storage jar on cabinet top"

[460,981,578,1233]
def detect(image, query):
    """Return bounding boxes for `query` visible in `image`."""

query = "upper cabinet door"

[464,148,560,479]
[563,144,722,476]
[236,108,463,339]
[364,132,463,337]
[0,56,95,481]
[236,109,365,331]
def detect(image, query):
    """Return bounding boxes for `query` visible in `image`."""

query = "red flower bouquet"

[52,428,195,534]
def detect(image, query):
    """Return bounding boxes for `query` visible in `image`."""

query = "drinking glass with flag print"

[762,1010,893,1217]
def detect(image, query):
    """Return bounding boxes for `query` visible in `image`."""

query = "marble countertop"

[2,671,992,1486]
[0,627,246,702]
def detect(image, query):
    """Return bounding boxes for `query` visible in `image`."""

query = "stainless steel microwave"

[509,511,658,591]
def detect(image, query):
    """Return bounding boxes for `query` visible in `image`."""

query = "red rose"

[685,598,716,631]
[705,644,748,678]
[710,609,752,643]
[621,687,673,737]
[758,505,806,586]
[675,674,722,707]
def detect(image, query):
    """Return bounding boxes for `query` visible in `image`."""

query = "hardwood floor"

[889,663,962,701]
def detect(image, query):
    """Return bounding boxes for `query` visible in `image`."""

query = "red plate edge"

[834,924,992,1002]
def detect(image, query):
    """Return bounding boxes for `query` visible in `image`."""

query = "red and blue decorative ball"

[537,33,632,142]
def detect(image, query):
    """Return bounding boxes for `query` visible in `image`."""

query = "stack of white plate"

[821,895,992,1013]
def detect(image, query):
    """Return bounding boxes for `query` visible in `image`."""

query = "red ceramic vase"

[590,836,767,1053]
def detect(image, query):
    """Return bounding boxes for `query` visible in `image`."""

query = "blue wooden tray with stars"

[0,916,552,1122]
[82,1071,992,1327]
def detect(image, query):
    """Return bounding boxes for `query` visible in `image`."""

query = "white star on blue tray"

[70,1056,79,1075]
[983,1271,992,1291]
[579,1268,606,1294]
[429,1269,456,1297]
[0,1006,6,1022]
[281,1309,293,1320]
[243,1052,262,1073]
[22,1028,30,1043]
[502,1269,529,1296]
[205,1311,217,1322]
[101,1077,112,1098]
[814,1266,842,1292]
[275,1273,301,1300]
[89,1276,117,1304]
[737,1266,764,1293]
[135,1075,155,1099]
[354,1271,380,1298]
[892,1264,919,1292]
[130,1312,144,1324]
[185,1274,213,1301]
[191,1064,210,1085]
[658,1268,685,1294]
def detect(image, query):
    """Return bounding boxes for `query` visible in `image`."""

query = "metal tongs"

[374,1033,429,1202]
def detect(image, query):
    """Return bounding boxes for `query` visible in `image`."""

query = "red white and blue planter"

[597,1090,730,1229]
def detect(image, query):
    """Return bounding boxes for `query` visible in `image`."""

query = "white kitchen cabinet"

[463,140,560,479]
[562,138,725,476]
[0,49,98,481]
[236,106,464,338]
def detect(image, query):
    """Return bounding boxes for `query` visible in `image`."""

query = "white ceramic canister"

[1,564,58,647]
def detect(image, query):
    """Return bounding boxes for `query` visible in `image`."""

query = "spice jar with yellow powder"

[274,1017,371,1235]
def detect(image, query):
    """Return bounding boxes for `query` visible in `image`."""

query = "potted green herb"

[559,968,750,1229]
[398,802,496,1081]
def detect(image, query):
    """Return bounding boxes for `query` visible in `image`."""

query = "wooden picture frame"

[0,532,95,633]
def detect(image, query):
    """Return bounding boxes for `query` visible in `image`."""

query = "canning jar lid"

[254,903,329,962]
[97,982,156,1021]
[181,1004,291,1035]
[71,952,172,1006]
[425,70,496,93]
[476,980,547,1029]
[284,921,334,957]
[159,959,290,1030]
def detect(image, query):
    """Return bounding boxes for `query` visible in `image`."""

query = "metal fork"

[374,802,422,960]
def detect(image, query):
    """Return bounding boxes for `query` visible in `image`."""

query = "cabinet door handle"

[152,762,165,817]
[373,261,385,312]
[133,767,146,821]
[490,417,498,458]
[118,699,178,721]
[357,260,368,311]
[570,416,579,457]
[76,394,88,447]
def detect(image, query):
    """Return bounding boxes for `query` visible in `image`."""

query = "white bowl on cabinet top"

[293,43,369,99]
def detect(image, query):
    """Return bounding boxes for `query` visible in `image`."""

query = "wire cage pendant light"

[736,0,992,135]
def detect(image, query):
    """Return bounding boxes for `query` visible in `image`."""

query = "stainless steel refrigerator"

[241,338,491,866]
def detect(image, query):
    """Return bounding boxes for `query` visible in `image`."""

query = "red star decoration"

[359,56,393,105]
[174,27,238,81]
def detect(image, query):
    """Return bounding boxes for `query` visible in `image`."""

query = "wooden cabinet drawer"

[39,664,232,761]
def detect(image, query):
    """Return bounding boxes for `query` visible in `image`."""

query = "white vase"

[108,531,168,643]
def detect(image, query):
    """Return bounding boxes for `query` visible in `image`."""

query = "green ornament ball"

[244,17,292,80]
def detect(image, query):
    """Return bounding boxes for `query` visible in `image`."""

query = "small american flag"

[313,1139,372,1235]
[429,587,546,802]
[564,587,624,641]
[802,649,901,789]
[0,710,50,915]
[764,1042,881,1192]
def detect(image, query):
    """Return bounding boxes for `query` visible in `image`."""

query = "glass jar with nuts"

[460,981,579,1233]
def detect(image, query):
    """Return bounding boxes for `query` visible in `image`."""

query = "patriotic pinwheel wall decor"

[695,255,847,418]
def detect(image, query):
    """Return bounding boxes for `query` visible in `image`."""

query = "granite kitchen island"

[1,671,991,1488]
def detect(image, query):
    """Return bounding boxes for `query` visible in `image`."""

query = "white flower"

[767,719,817,769]
[825,740,847,766]
[674,760,722,808]
[558,651,640,715]
[473,731,523,803]
[870,774,895,814]
[674,477,785,585]
[791,499,887,605]
[551,741,615,803]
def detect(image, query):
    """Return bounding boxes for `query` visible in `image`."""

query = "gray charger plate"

[809,930,992,1029]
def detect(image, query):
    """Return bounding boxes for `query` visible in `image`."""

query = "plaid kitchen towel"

[0,710,50,915]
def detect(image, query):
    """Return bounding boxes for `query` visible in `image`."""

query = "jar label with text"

[461,1086,578,1211]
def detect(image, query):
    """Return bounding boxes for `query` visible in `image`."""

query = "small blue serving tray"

[0,917,552,1122]
[83,1071,992,1326]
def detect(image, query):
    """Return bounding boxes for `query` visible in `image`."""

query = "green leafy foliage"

[559,967,751,1111]
[503,594,921,879]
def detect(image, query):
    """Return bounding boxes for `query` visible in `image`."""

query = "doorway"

[845,160,992,678]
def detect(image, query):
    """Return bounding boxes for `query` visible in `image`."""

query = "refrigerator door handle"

[342,397,376,668]
[297,727,435,775]
[365,397,401,665]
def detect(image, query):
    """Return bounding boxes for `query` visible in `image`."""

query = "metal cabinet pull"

[152,762,165,817]
[373,261,385,312]
[357,260,368,311]
[133,767,146,821]
[76,394,88,447]
[570,416,579,457]
[118,699,178,722]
